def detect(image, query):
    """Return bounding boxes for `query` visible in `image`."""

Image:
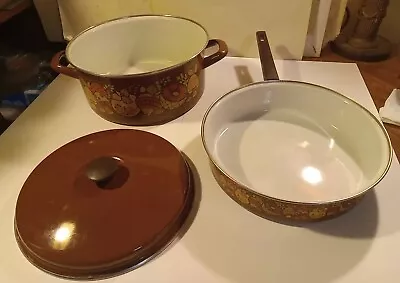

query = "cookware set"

[14,15,392,280]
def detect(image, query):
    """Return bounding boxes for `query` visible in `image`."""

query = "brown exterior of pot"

[51,39,228,126]
[209,162,365,222]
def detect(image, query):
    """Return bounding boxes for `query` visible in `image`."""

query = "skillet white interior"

[202,81,392,203]
[66,15,208,76]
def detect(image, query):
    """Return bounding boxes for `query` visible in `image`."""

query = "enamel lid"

[14,129,193,279]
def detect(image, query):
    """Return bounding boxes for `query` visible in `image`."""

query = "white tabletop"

[1,57,399,283]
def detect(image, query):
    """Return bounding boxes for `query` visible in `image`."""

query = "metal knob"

[86,156,120,183]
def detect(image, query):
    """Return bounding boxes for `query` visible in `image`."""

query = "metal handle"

[256,31,279,81]
[50,51,80,79]
[86,156,120,184]
[202,39,228,69]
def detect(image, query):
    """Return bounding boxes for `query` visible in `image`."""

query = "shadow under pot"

[51,15,228,126]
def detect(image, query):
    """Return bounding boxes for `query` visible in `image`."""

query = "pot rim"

[201,80,393,205]
[65,14,211,79]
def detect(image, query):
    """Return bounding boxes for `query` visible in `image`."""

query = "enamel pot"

[51,15,228,126]
[201,31,392,222]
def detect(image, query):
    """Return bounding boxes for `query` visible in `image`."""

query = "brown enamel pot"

[201,32,392,222]
[51,15,228,126]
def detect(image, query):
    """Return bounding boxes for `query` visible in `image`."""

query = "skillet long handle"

[256,31,279,81]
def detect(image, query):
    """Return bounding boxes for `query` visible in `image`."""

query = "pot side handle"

[51,51,80,79]
[202,39,228,69]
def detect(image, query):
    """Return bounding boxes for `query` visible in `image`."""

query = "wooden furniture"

[0,0,31,25]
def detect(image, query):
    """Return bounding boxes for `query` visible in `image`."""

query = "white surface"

[1,58,400,283]
[304,0,332,57]
[214,118,364,201]
[33,0,64,42]
[379,88,400,126]
[57,0,312,59]
[202,82,391,202]
[322,0,348,49]
[67,15,208,75]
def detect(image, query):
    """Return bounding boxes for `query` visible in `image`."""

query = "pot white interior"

[202,82,392,203]
[66,15,208,76]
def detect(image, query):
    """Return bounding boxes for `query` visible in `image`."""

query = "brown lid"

[14,129,193,279]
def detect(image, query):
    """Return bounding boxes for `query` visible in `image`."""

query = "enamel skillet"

[201,31,392,221]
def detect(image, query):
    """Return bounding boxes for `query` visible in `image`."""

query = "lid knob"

[85,156,120,184]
